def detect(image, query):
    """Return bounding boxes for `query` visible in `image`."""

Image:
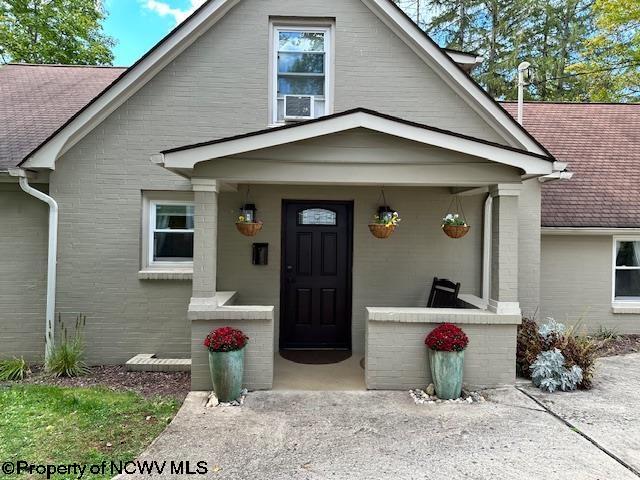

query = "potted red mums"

[425,323,469,399]
[204,327,249,402]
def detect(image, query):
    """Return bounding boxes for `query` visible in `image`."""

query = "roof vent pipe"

[517,61,532,125]
[9,168,58,361]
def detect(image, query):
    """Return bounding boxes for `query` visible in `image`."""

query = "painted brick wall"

[191,317,274,391]
[21,0,532,364]
[0,184,48,361]
[366,320,519,389]
[541,235,640,333]
[217,185,485,353]
[518,179,541,317]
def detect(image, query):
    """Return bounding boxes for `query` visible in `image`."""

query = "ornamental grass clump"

[0,357,30,381]
[46,314,90,378]
[204,327,249,352]
[425,323,469,352]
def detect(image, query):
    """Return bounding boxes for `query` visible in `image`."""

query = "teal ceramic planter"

[428,349,465,400]
[208,348,245,402]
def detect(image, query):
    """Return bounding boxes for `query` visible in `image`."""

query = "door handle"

[286,265,295,283]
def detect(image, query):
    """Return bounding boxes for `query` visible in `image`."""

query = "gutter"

[8,168,58,360]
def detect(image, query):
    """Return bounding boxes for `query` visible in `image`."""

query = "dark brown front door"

[280,200,353,349]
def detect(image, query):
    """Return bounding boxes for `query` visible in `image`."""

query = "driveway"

[119,355,640,480]
[523,352,640,475]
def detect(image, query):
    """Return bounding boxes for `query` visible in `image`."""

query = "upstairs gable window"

[272,25,332,124]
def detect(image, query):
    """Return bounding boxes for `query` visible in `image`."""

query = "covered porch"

[152,109,554,391]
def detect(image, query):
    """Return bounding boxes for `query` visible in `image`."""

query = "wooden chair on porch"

[427,277,461,308]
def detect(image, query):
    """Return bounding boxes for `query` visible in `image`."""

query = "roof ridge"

[4,63,127,69]
[500,100,640,106]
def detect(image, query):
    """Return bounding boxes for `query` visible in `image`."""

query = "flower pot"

[442,225,470,239]
[428,349,464,400]
[208,348,245,402]
[368,223,396,239]
[236,222,262,237]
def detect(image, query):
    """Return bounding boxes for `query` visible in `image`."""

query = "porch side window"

[272,25,331,123]
[613,239,640,302]
[150,201,194,265]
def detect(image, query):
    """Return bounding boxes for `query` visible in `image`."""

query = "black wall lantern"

[240,203,257,223]
[377,205,395,223]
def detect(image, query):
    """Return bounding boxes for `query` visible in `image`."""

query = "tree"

[397,0,604,101]
[568,0,640,101]
[0,0,115,65]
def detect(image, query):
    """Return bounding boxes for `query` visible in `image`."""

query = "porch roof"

[154,109,554,178]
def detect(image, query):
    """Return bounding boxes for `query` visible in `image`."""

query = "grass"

[0,385,179,479]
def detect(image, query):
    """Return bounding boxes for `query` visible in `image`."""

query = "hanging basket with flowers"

[235,187,263,237]
[441,196,470,239]
[368,189,401,239]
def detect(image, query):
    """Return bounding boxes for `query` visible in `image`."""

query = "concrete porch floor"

[273,353,366,391]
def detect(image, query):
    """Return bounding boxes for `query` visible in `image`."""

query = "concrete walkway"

[118,358,640,480]
[523,352,640,475]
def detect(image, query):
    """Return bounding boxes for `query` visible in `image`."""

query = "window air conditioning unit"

[284,95,314,121]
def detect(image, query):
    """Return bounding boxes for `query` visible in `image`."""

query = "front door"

[281,200,353,349]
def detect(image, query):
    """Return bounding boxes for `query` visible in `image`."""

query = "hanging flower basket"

[368,223,396,239]
[235,222,263,237]
[235,188,262,237]
[442,224,470,239]
[368,191,401,239]
[441,197,470,239]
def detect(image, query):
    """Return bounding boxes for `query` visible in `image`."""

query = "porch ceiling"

[153,108,554,184]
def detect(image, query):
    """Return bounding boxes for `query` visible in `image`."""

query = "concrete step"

[126,353,191,372]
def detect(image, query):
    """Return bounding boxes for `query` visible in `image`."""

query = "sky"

[103,0,208,66]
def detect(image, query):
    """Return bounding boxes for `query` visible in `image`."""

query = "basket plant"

[441,196,470,239]
[235,214,263,237]
[204,327,249,402]
[441,213,470,239]
[425,323,469,399]
[368,209,401,239]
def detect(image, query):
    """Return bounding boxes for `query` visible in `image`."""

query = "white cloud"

[143,0,207,25]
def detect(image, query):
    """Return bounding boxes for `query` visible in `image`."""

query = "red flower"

[425,323,468,352]
[203,326,249,352]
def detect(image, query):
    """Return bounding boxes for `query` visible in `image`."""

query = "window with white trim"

[613,239,640,302]
[272,25,331,123]
[148,201,194,266]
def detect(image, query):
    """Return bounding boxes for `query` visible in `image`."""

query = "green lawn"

[0,385,179,479]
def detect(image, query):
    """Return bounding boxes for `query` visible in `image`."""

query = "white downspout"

[482,194,493,302]
[9,169,58,360]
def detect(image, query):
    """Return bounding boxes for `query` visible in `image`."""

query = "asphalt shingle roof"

[0,64,125,170]
[1,64,638,228]
[502,102,640,228]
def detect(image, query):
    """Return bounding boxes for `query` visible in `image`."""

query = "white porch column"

[488,184,521,315]
[190,178,219,309]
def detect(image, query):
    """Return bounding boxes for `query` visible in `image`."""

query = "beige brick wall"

[541,234,640,333]
[3,0,536,364]
[0,184,48,361]
[518,180,541,317]
[191,317,274,391]
[366,318,519,389]
[217,185,485,353]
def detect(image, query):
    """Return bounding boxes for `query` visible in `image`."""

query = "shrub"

[46,314,90,378]
[0,357,30,381]
[516,318,542,378]
[425,323,469,352]
[530,349,583,393]
[520,317,599,391]
[204,327,249,352]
